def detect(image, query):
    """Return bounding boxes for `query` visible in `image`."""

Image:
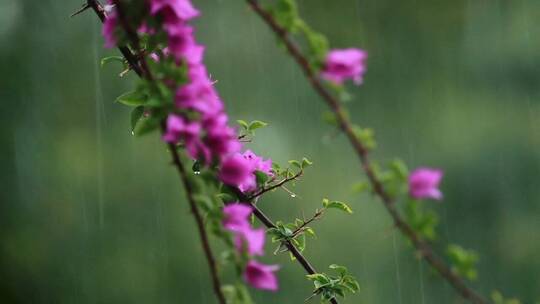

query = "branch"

[230,188,339,304]
[165,137,227,304]
[84,0,143,76]
[247,170,303,201]
[80,2,225,303]
[245,1,489,303]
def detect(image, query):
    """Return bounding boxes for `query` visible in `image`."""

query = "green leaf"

[351,181,370,193]
[130,106,145,132]
[301,157,313,168]
[101,56,125,67]
[351,125,376,150]
[248,120,268,131]
[237,119,249,130]
[447,244,479,281]
[329,264,348,276]
[116,91,148,107]
[255,170,269,186]
[305,227,316,238]
[322,199,353,214]
[133,116,159,136]
[306,273,330,284]
[288,160,302,169]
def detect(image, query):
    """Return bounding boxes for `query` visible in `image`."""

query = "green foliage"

[404,199,438,241]
[351,125,376,150]
[306,265,360,303]
[491,291,521,304]
[237,119,268,137]
[447,244,479,281]
[130,106,145,132]
[322,198,353,214]
[268,0,303,33]
[100,56,126,68]
[116,90,148,107]
[351,181,370,193]
[222,283,254,304]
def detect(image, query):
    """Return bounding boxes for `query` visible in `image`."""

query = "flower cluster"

[408,167,444,201]
[321,48,368,85]
[219,150,273,193]
[223,204,279,291]
[102,0,277,291]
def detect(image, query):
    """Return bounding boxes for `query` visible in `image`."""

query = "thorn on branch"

[70,3,91,18]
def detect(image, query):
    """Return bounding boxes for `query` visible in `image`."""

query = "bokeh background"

[1,0,539,303]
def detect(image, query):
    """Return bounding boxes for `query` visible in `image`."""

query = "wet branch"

[245,1,489,303]
[79,1,225,303]
[247,170,303,201]
[230,188,339,304]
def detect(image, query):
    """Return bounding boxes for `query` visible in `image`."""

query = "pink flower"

[150,0,199,21]
[162,114,200,144]
[165,24,205,65]
[222,204,252,232]
[219,154,255,187]
[102,10,118,48]
[321,48,368,85]
[242,150,273,176]
[244,260,280,291]
[409,168,444,200]
[235,227,265,256]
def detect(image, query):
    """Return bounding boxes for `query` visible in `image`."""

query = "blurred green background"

[1,0,539,303]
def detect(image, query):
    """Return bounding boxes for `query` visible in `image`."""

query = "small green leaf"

[351,181,370,193]
[130,106,145,132]
[116,91,148,107]
[248,120,268,131]
[255,170,269,186]
[237,119,249,130]
[329,264,348,276]
[322,199,353,214]
[301,157,313,168]
[305,228,316,238]
[133,116,159,136]
[101,56,125,67]
[288,160,302,169]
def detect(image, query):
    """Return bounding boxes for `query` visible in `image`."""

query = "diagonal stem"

[245,1,489,303]
[230,188,339,304]
[81,2,339,303]
[80,1,225,303]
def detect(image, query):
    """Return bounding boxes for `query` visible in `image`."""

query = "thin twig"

[81,2,225,303]
[83,0,143,76]
[230,188,339,304]
[245,1,489,303]
[292,208,324,237]
[248,170,303,201]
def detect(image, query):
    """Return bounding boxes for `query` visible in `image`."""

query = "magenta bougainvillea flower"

[243,150,273,177]
[235,227,266,256]
[222,204,252,232]
[102,3,117,48]
[321,48,368,85]
[219,154,256,187]
[106,0,280,292]
[162,114,201,144]
[409,168,444,200]
[150,0,199,22]
[244,260,280,291]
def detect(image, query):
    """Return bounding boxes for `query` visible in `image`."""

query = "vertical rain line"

[93,22,106,229]
[392,231,404,304]
[418,258,426,304]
